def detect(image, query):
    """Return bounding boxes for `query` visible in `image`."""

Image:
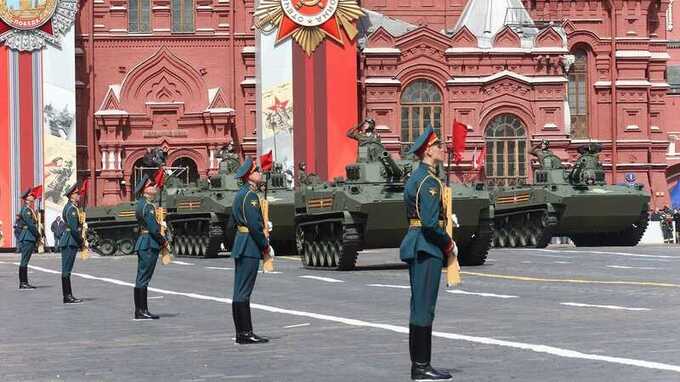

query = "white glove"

[161,221,167,229]
[268,245,276,258]
[451,213,459,228]
[451,241,458,257]
[267,221,273,232]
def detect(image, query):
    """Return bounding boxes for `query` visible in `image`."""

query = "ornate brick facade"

[76,0,257,204]
[76,0,678,207]
[359,0,674,207]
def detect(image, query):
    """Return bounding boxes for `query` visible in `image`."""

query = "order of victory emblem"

[254,0,364,55]
[0,0,78,51]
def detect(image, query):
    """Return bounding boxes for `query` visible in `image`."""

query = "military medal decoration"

[254,0,364,55]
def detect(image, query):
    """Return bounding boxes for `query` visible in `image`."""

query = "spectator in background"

[12,214,21,252]
[661,206,674,243]
[51,216,66,252]
[674,208,680,244]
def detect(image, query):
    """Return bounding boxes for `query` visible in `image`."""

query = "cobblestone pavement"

[1,245,679,381]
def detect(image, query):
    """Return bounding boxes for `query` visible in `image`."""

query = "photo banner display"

[256,23,294,188]
[41,27,76,248]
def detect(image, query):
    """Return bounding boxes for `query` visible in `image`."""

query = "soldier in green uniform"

[230,158,269,344]
[132,175,166,320]
[18,188,39,289]
[400,127,455,381]
[59,183,85,303]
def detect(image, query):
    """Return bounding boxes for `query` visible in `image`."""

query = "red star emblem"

[0,19,54,36]
[268,97,289,113]
[276,3,343,44]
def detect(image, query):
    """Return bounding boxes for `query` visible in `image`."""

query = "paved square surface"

[1,245,679,381]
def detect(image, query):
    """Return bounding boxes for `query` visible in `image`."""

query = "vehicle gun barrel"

[379,150,403,179]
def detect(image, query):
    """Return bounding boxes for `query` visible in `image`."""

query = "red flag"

[31,185,43,199]
[474,146,486,170]
[452,120,468,164]
[153,168,166,189]
[260,150,273,172]
[79,179,90,198]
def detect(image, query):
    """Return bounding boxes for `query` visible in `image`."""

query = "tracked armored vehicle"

[85,202,138,256]
[295,144,494,270]
[86,157,296,257]
[165,161,296,257]
[491,143,650,248]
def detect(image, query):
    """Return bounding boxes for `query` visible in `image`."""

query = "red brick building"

[75,0,257,204]
[76,0,678,208]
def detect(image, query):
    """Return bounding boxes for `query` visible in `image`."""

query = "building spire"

[453,0,535,48]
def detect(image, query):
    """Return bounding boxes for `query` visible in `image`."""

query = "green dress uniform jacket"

[400,162,453,326]
[18,206,39,267]
[134,197,165,288]
[231,184,268,302]
[59,201,83,277]
[231,184,268,259]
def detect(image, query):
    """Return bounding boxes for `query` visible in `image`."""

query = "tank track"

[458,218,493,266]
[492,210,557,248]
[88,228,137,256]
[571,210,649,247]
[169,220,222,258]
[298,219,362,271]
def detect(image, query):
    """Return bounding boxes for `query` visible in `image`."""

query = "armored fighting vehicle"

[85,202,138,256]
[86,154,296,257]
[295,143,494,271]
[491,143,650,248]
[164,161,296,257]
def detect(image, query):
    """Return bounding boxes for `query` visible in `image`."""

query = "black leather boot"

[141,288,159,319]
[134,288,152,320]
[19,266,36,289]
[232,303,241,341]
[411,325,452,381]
[235,302,268,344]
[409,324,417,363]
[62,277,83,304]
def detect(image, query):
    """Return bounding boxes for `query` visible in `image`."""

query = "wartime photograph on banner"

[41,28,76,248]
[261,82,293,185]
[257,28,294,188]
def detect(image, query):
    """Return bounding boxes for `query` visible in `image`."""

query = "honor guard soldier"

[230,158,269,344]
[132,175,166,320]
[400,127,456,381]
[18,188,40,289]
[59,183,84,304]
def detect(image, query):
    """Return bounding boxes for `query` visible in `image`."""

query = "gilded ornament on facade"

[254,0,364,55]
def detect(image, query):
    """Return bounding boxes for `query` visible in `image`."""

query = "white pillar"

[209,148,215,168]
[100,149,107,170]
[116,149,123,170]
[106,151,114,170]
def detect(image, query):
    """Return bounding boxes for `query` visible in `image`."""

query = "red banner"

[452,120,468,164]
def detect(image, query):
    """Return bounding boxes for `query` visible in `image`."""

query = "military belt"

[237,226,249,233]
[409,219,445,228]
[140,229,149,234]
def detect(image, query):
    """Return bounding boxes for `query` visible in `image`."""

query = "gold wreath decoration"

[254,0,364,55]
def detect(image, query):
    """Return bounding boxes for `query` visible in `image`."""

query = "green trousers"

[233,256,259,302]
[61,246,77,277]
[135,248,159,288]
[19,241,35,267]
[408,252,443,326]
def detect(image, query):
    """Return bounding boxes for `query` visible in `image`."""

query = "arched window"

[568,49,588,139]
[400,79,443,143]
[172,0,195,32]
[485,114,528,186]
[128,0,151,33]
[172,157,199,184]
